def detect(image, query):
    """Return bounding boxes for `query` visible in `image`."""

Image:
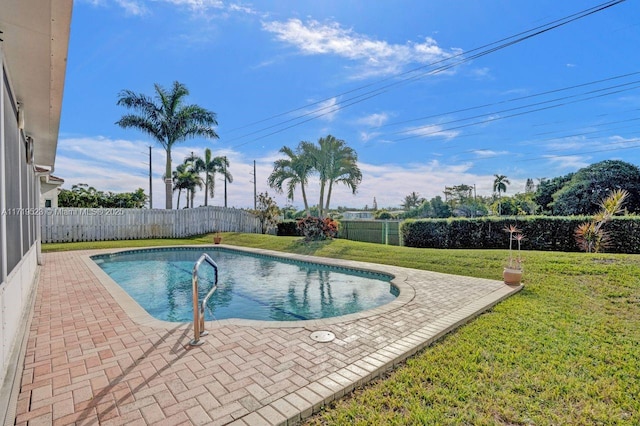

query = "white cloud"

[544,136,588,151]
[262,18,461,78]
[85,0,260,18]
[303,97,339,122]
[155,0,225,10]
[400,124,460,140]
[472,149,508,158]
[359,131,381,142]
[470,67,491,79]
[543,155,589,171]
[115,0,148,15]
[154,0,262,16]
[357,112,389,127]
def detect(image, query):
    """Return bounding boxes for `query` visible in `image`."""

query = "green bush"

[276,221,301,236]
[401,216,640,253]
[375,210,394,220]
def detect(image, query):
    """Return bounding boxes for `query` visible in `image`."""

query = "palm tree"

[267,142,314,216]
[184,156,204,208]
[195,148,233,207]
[493,174,511,215]
[402,192,425,210]
[312,135,362,217]
[116,81,219,209]
[171,163,191,209]
[182,153,203,208]
[172,158,203,208]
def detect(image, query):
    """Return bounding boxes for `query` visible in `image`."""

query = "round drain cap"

[310,331,335,342]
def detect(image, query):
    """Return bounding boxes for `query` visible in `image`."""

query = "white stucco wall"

[40,181,60,208]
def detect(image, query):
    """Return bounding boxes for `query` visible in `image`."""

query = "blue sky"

[56,0,640,209]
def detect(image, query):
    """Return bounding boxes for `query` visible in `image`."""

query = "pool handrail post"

[190,253,219,346]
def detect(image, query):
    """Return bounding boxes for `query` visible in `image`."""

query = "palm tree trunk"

[165,149,173,209]
[318,181,325,218]
[324,181,334,216]
[176,189,182,209]
[204,174,209,206]
[301,184,310,216]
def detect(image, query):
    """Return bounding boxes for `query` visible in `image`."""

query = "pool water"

[92,248,397,322]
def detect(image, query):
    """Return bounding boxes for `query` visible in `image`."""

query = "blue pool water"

[92,247,397,322]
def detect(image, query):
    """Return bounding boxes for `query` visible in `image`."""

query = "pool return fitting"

[190,253,219,346]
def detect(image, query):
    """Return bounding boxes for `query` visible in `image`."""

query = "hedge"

[401,216,640,253]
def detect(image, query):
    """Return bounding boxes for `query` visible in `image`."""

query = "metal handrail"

[189,253,218,346]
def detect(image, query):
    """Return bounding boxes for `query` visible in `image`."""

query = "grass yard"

[43,233,640,425]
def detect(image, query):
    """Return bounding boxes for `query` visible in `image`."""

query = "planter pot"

[214,236,222,244]
[503,267,523,285]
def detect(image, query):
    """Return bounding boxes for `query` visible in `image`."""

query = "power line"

[225,0,625,147]
[389,82,640,142]
[379,71,640,130]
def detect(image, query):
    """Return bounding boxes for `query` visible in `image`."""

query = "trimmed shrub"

[375,211,394,220]
[401,216,640,253]
[276,221,301,236]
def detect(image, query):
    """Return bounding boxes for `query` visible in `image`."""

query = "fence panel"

[41,207,260,243]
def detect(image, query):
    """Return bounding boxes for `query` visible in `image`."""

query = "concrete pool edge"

[80,244,418,330]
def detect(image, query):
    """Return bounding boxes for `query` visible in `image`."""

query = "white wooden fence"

[41,207,261,243]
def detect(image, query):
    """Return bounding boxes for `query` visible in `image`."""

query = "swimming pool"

[91,247,398,322]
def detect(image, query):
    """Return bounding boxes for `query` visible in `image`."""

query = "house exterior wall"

[0,46,41,403]
[0,2,72,419]
[40,181,61,208]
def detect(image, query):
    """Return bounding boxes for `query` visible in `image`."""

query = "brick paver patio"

[9,246,521,425]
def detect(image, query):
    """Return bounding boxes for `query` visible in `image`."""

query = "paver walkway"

[10,247,521,425]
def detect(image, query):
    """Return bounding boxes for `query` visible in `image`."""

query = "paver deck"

[9,246,521,425]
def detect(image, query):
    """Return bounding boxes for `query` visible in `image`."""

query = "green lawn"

[43,233,640,425]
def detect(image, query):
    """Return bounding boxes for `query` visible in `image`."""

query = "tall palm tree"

[267,142,314,216]
[312,135,362,217]
[116,81,219,209]
[195,148,233,206]
[493,174,511,215]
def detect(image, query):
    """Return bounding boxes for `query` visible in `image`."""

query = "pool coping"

[81,244,418,330]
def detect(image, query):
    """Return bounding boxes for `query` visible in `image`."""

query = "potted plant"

[503,224,524,285]
[213,231,222,244]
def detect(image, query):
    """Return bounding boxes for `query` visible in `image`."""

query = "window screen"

[4,72,22,274]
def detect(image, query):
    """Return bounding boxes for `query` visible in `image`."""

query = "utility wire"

[390,83,640,142]
[379,71,640,129]
[389,79,640,137]
[226,0,625,147]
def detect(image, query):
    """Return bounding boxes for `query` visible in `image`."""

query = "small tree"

[252,192,280,234]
